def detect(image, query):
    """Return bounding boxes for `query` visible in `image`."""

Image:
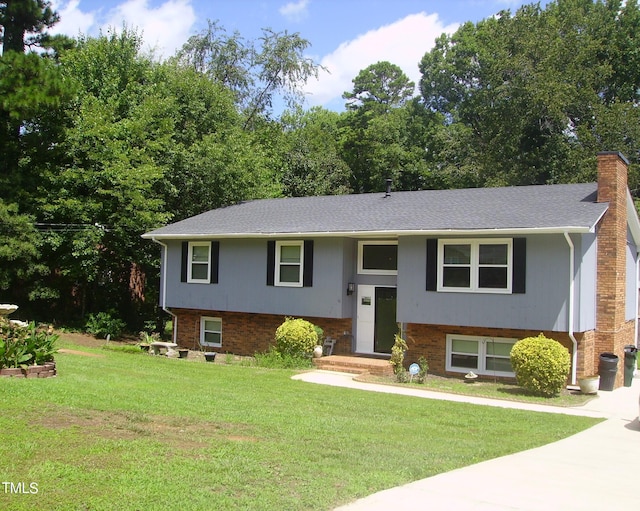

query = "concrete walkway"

[292,371,640,511]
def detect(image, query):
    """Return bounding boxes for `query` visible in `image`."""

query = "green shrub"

[417,356,429,384]
[390,334,408,381]
[254,347,313,369]
[85,312,126,339]
[510,333,570,397]
[274,317,318,357]
[0,319,58,369]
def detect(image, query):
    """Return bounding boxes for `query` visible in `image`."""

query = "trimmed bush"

[274,318,318,357]
[510,333,570,397]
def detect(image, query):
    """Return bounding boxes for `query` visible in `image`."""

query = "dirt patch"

[57,331,136,348]
[35,406,259,448]
[58,348,106,358]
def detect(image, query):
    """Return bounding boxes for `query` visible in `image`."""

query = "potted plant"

[578,374,600,394]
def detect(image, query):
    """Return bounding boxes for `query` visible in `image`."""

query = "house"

[143,152,640,388]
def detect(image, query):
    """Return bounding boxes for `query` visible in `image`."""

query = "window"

[446,334,516,377]
[200,317,222,347]
[188,242,211,283]
[358,241,398,275]
[276,241,304,287]
[438,239,512,293]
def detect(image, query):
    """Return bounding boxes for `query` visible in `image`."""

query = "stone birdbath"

[0,304,18,317]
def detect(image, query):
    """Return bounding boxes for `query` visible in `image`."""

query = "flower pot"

[204,352,217,362]
[313,345,323,358]
[139,343,150,352]
[178,349,189,359]
[578,375,600,395]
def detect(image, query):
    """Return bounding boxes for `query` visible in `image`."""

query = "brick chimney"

[595,151,633,388]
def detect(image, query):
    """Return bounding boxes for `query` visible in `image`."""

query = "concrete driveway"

[292,371,640,510]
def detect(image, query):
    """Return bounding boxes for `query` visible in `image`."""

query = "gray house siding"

[163,238,350,318]
[575,232,597,332]
[396,234,597,332]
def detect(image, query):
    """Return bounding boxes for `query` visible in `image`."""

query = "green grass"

[359,373,595,407]
[0,342,601,511]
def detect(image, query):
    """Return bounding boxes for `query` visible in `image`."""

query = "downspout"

[564,232,578,385]
[152,238,178,344]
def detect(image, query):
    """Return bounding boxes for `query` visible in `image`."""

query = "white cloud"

[50,0,197,59]
[279,0,310,22]
[50,0,96,38]
[302,12,459,109]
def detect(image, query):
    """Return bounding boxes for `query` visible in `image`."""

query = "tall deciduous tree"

[419,0,640,188]
[175,20,323,128]
[279,107,351,197]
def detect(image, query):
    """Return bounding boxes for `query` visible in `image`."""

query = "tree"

[0,0,58,53]
[419,0,640,188]
[343,61,415,114]
[0,0,66,193]
[0,199,41,292]
[279,107,351,197]
[175,20,323,128]
[38,28,172,324]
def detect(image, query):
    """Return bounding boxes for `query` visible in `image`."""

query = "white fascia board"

[627,191,640,248]
[142,226,596,240]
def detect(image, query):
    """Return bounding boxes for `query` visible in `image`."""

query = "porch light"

[347,282,355,295]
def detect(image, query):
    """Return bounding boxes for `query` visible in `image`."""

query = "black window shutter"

[181,241,188,282]
[426,238,438,291]
[266,240,275,286]
[303,240,314,287]
[210,241,219,284]
[512,238,526,294]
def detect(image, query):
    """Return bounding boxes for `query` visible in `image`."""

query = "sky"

[48,0,541,111]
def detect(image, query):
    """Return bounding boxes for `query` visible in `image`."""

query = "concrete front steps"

[312,355,394,377]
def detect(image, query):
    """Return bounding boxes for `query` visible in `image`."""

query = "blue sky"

[50,0,543,111]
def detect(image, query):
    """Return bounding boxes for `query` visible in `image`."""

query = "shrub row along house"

[143,152,640,388]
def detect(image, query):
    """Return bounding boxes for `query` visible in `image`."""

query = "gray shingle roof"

[143,182,608,239]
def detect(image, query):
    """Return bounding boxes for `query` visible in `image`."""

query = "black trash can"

[598,352,619,391]
[623,345,638,387]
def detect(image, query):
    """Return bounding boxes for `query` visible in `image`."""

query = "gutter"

[564,232,578,385]
[141,225,599,241]
[151,238,177,344]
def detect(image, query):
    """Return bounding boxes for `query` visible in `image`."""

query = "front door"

[356,285,397,354]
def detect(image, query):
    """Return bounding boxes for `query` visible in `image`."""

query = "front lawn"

[0,341,601,511]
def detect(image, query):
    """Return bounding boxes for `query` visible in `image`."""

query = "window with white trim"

[275,241,304,287]
[188,242,211,283]
[200,317,222,347]
[358,241,398,275]
[446,334,516,377]
[438,239,512,293]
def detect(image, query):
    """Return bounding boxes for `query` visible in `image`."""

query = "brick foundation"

[171,308,353,357]
[405,323,577,379]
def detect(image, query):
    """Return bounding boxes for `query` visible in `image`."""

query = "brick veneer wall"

[172,308,353,356]
[595,152,635,388]
[405,323,576,378]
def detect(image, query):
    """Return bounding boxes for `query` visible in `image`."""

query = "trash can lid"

[600,352,619,360]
